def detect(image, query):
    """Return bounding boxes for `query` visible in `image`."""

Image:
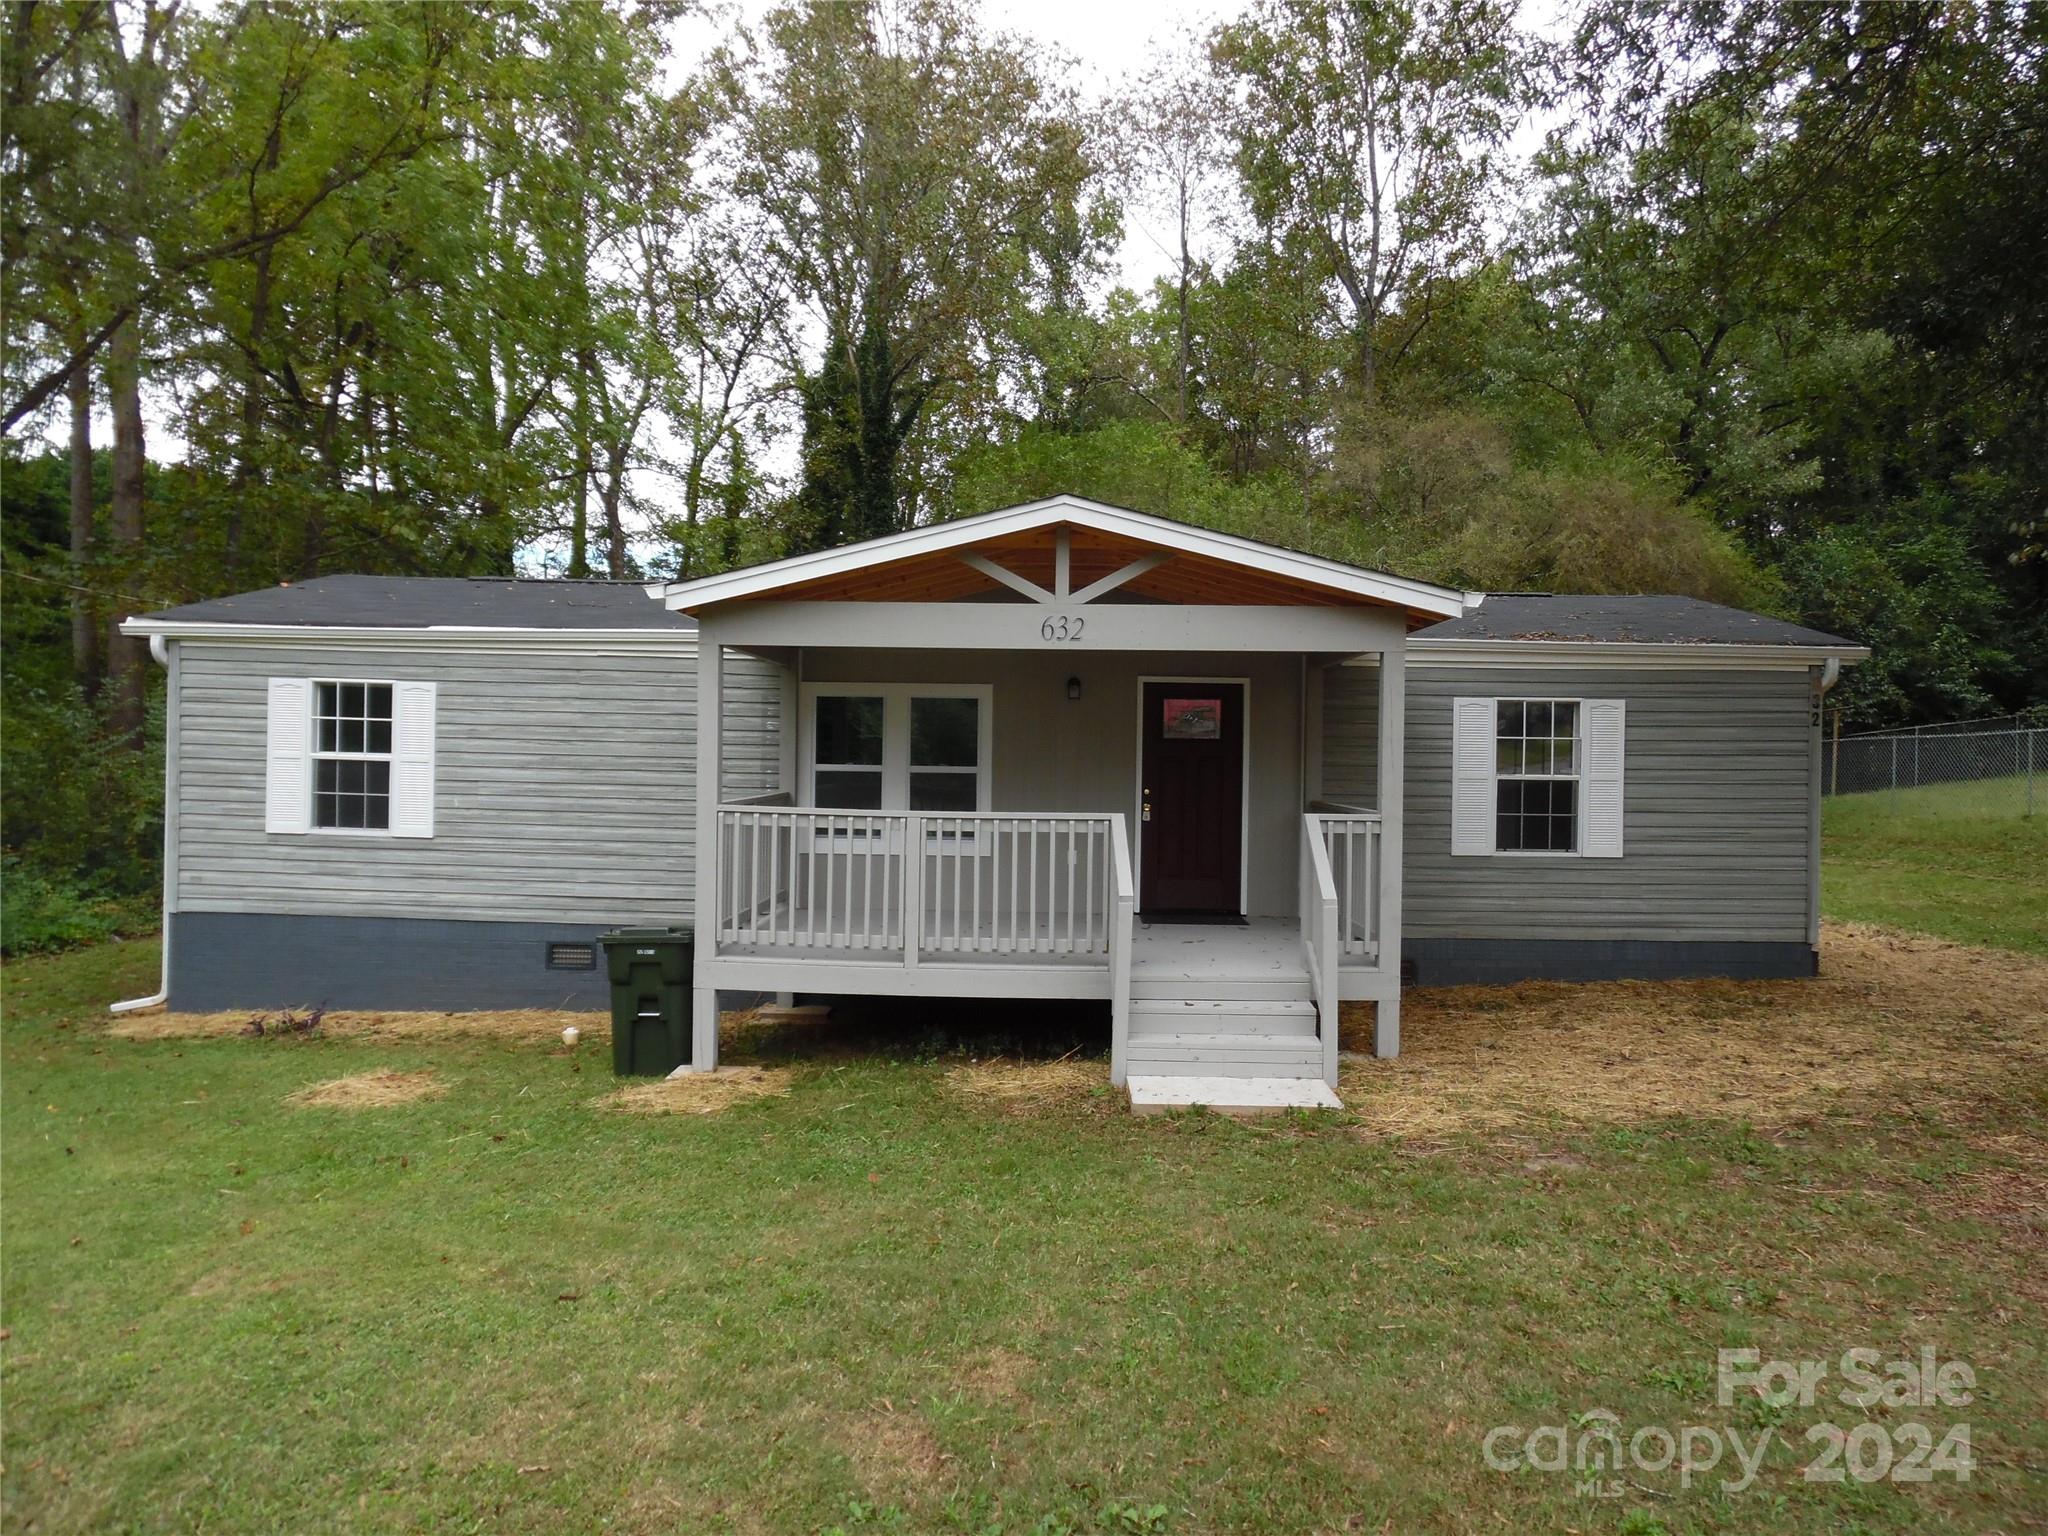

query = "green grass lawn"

[1822,780,2048,954]
[5,936,2045,1534]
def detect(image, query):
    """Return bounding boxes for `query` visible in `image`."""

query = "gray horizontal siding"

[171,641,782,925]
[1401,664,1817,945]
[1321,661,1380,806]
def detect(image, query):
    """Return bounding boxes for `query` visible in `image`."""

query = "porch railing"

[1299,816,1341,1083]
[1309,804,1383,962]
[713,806,1128,965]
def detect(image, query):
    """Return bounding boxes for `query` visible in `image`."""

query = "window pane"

[815,769,883,809]
[1552,701,1578,738]
[910,770,978,811]
[1495,780,1522,817]
[1525,701,1551,737]
[365,760,391,797]
[1550,782,1577,850]
[365,684,392,722]
[911,696,979,767]
[1497,700,1523,737]
[339,718,365,753]
[1496,811,1520,850]
[341,683,365,718]
[1552,737,1576,774]
[815,696,884,766]
[315,794,340,828]
[1496,738,1523,774]
[1543,779,1566,814]
[367,718,392,754]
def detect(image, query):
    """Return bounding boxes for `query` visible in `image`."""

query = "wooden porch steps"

[1129,997,1317,1038]
[1130,975,1312,1004]
[1126,928,1326,1084]
[1126,1032,1326,1079]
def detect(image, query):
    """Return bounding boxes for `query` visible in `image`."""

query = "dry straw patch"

[944,1055,1107,1115]
[284,1068,446,1110]
[594,1065,791,1115]
[109,1007,602,1043]
[1338,922,2048,1138]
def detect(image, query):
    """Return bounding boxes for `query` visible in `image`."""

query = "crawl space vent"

[545,941,597,972]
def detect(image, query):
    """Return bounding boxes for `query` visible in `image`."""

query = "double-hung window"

[1451,694,1624,859]
[806,685,991,813]
[1494,699,1579,853]
[265,675,436,838]
[313,681,394,830]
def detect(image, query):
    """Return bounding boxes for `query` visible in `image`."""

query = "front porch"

[658,497,1464,1103]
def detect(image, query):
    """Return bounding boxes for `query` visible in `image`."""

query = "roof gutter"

[1408,637,1871,669]
[118,619,698,649]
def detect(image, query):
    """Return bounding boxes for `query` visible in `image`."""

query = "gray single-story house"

[116,496,1865,1109]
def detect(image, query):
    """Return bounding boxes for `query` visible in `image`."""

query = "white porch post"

[1374,643,1405,1057]
[691,623,724,1071]
[775,656,799,1007]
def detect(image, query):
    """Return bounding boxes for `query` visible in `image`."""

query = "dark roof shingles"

[140,574,693,631]
[1415,594,1854,648]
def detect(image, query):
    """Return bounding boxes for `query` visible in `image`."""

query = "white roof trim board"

[117,620,700,653]
[650,495,1482,619]
[1408,638,1871,669]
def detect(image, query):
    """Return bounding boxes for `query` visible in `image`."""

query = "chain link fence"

[1826,713,2044,817]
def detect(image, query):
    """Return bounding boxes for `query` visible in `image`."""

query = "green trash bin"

[600,927,694,1076]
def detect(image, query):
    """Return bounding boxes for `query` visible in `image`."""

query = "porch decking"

[720,908,1311,973]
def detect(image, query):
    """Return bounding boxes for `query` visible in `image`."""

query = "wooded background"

[4,0,2043,946]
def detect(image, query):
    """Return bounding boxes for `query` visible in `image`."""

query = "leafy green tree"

[738,0,1111,547]
[1215,0,1526,413]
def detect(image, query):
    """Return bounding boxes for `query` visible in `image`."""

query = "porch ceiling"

[753,524,1403,611]
[655,495,1476,623]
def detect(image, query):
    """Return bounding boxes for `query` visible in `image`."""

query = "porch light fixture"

[1066,675,1082,701]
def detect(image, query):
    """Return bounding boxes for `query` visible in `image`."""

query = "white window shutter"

[1582,699,1626,858]
[391,681,437,838]
[1450,696,1496,857]
[265,678,313,833]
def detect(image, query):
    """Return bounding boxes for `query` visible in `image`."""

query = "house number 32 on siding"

[1039,614,1084,642]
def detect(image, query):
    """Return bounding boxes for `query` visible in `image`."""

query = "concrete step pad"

[1127,1074,1344,1114]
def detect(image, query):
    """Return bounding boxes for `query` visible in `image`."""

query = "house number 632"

[1039,614,1085,642]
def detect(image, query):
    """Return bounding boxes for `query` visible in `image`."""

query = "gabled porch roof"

[650,495,1478,624]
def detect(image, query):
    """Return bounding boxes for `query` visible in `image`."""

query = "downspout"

[1803,656,1843,966]
[111,630,174,1013]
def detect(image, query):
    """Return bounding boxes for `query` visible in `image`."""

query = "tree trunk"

[68,355,100,696]
[601,440,628,579]
[104,314,148,742]
[1176,184,1191,424]
[568,346,593,577]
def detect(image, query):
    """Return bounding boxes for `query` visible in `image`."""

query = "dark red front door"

[1140,682,1245,915]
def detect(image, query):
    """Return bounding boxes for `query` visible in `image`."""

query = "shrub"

[0,858,158,957]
